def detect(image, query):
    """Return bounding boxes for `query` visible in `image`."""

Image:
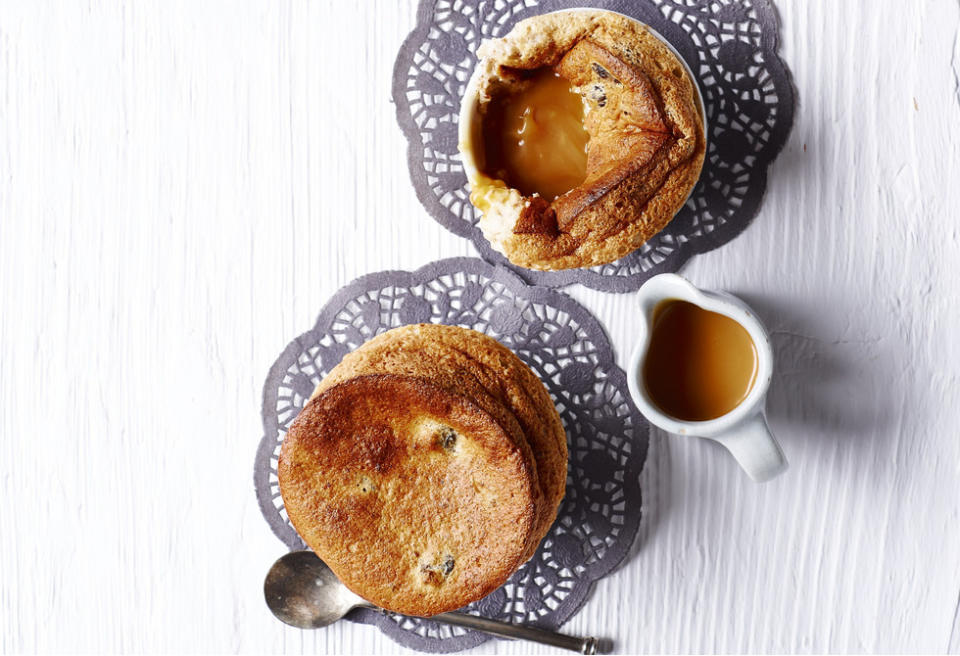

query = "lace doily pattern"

[392,0,795,292]
[254,258,647,652]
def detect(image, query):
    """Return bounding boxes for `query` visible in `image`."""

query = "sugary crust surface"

[414,326,568,540]
[279,374,537,617]
[317,324,567,561]
[467,10,706,270]
[279,325,568,616]
[315,327,547,546]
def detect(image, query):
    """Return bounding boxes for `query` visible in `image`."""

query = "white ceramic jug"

[627,273,788,482]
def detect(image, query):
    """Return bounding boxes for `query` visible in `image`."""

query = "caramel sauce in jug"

[643,300,758,421]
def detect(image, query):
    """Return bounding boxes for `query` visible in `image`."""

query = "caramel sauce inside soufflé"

[479,67,589,202]
[471,40,686,242]
[642,300,758,422]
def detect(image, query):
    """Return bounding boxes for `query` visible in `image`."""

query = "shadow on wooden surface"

[734,292,894,444]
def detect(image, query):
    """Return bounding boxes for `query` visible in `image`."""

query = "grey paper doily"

[254,257,647,652]
[392,0,795,292]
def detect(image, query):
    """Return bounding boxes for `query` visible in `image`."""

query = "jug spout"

[634,273,703,324]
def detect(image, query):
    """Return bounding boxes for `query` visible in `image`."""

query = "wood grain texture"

[1,0,959,653]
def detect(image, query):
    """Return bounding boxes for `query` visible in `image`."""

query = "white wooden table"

[2,1,960,653]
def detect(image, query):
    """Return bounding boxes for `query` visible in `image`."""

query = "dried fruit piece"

[421,554,456,586]
[437,427,458,451]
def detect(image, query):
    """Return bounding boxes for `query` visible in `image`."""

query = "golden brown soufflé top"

[277,325,568,617]
[463,10,706,271]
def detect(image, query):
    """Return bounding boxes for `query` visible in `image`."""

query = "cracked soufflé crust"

[279,373,538,618]
[467,10,706,270]
[315,324,567,562]
[278,324,567,616]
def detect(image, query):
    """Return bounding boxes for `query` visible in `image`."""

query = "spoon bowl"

[264,550,369,629]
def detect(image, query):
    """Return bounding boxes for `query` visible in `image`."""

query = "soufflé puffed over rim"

[278,324,567,617]
[460,10,706,271]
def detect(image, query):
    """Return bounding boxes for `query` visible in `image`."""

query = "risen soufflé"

[277,324,567,617]
[462,10,706,270]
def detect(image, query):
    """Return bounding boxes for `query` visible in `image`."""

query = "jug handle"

[712,413,788,482]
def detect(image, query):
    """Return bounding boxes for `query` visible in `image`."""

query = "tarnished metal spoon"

[264,551,602,654]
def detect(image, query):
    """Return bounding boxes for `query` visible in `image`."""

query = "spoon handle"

[426,610,600,654]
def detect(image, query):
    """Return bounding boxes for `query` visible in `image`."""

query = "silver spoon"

[264,551,602,654]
